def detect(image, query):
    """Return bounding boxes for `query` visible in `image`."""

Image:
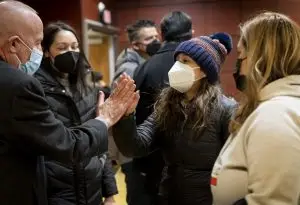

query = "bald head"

[0,0,43,68]
[0,1,42,42]
[0,0,36,12]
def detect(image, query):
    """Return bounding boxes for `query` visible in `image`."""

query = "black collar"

[156,42,180,54]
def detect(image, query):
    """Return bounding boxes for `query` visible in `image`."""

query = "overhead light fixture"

[98,2,105,12]
[98,1,111,25]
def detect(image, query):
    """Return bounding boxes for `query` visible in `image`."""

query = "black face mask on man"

[233,58,247,91]
[54,51,80,73]
[146,39,161,56]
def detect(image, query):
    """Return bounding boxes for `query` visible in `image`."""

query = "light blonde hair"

[230,12,300,133]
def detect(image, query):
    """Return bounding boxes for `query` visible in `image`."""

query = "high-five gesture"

[97,74,137,128]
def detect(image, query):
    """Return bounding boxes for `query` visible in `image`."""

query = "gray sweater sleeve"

[112,61,139,83]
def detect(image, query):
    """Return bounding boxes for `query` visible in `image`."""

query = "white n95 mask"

[168,61,200,93]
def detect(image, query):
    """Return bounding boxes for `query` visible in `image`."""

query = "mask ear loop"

[15,54,22,68]
[5,36,25,67]
[234,57,247,74]
[191,66,206,82]
[194,71,206,82]
[16,37,33,52]
[13,37,35,68]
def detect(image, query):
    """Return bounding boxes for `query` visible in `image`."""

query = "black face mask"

[146,40,161,56]
[233,58,247,91]
[54,51,80,73]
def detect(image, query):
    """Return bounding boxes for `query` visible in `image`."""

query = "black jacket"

[113,95,236,205]
[0,60,108,205]
[34,63,117,205]
[134,42,180,125]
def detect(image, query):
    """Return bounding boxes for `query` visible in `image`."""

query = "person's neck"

[0,54,18,68]
[55,69,69,79]
[185,82,200,101]
[136,50,150,60]
[54,68,69,79]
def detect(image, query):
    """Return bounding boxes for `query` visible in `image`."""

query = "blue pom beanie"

[174,33,231,83]
[210,32,233,54]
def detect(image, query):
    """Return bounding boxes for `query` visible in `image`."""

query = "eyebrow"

[144,36,153,40]
[55,42,78,45]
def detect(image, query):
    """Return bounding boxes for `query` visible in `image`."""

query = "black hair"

[126,19,156,42]
[42,21,92,96]
[42,21,78,53]
[160,11,192,42]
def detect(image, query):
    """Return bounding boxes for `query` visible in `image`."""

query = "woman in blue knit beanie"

[113,33,237,205]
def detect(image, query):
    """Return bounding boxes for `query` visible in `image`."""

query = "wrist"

[96,116,112,128]
[125,109,135,117]
[104,196,115,202]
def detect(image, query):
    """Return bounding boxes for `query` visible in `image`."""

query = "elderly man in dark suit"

[0,1,137,205]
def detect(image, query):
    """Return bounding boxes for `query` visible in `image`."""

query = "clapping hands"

[96,73,140,128]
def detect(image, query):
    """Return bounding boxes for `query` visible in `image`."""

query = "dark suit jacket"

[0,60,108,205]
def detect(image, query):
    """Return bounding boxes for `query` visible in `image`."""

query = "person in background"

[0,1,136,205]
[134,10,193,127]
[91,70,111,99]
[134,12,234,124]
[131,11,193,205]
[34,21,118,205]
[211,12,300,205]
[111,19,160,205]
[113,19,160,81]
[113,34,236,205]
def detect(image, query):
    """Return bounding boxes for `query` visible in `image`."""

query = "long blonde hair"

[230,12,300,133]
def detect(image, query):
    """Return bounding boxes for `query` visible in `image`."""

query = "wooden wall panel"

[23,0,300,96]
[277,0,300,22]
[113,0,242,95]
[116,1,240,43]
[114,0,225,9]
[221,73,238,97]
[22,0,82,38]
[81,0,117,22]
[200,1,241,35]
[116,7,140,44]
[220,34,238,95]
[241,0,278,22]
[81,0,99,21]
[112,0,299,95]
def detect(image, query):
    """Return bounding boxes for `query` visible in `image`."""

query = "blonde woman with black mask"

[211,12,300,205]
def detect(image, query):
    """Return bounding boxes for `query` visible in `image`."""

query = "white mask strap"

[17,37,32,52]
